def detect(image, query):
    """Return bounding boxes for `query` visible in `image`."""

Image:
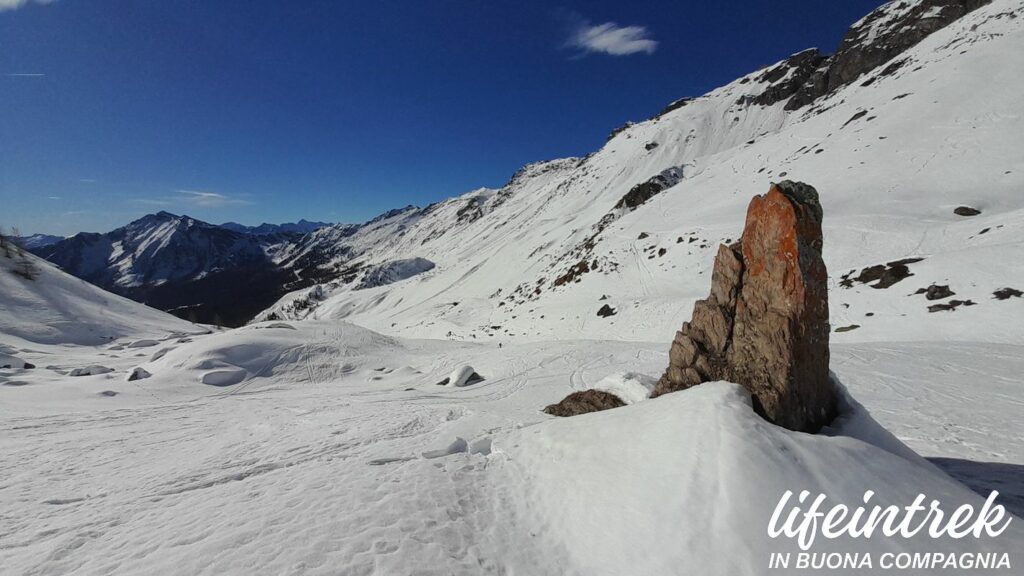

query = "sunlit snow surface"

[3,0,1024,573]
[1,319,1022,574]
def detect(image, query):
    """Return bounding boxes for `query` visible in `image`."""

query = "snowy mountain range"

[254,0,1023,347]
[31,211,302,326]
[32,0,1021,343]
[15,233,64,250]
[3,1,1023,573]
[219,219,332,236]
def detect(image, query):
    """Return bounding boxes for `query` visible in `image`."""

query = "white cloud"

[0,0,55,13]
[128,190,252,209]
[177,190,252,208]
[569,21,657,56]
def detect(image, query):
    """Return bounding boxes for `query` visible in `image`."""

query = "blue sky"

[1,0,882,236]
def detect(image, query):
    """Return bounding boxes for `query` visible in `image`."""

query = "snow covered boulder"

[544,373,656,416]
[508,381,1024,575]
[127,339,159,348]
[436,365,483,387]
[0,354,31,370]
[201,368,247,387]
[592,372,657,405]
[68,365,115,377]
[126,367,152,382]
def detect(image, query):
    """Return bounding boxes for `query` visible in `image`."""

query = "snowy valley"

[2,0,1024,574]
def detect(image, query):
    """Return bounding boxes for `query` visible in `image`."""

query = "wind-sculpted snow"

[2,1,1023,573]
[505,381,1022,575]
[1,322,1021,573]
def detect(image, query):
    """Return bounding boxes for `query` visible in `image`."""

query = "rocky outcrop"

[654,181,836,432]
[826,0,991,92]
[614,167,685,211]
[746,0,991,111]
[744,49,830,110]
[914,284,955,300]
[839,258,924,289]
[544,389,627,417]
[954,206,982,216]
[993,287,1022,300]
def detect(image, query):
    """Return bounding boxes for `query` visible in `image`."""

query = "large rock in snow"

[655,181,836,432]
[543,389,626,417]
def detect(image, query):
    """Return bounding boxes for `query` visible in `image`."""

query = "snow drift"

[499,381,1023,575]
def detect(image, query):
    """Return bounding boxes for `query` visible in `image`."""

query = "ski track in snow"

[2,1,1024,573]
[2,325,1022,574]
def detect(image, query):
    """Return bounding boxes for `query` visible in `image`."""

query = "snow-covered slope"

[33,211,307,326]
[2,322,1020,574]
[35,211,279,290]
[0,250,201,346]
[259,0,1024,348]
[2,2,1022,574]
[15,233,64,250]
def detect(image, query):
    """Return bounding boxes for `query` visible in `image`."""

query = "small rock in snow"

[126,367,152,382]
[69,365,115,377]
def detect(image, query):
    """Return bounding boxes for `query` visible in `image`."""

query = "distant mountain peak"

[219,219,332,236]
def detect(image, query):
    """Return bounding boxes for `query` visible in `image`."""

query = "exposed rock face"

[654,181,836,432]
[914,284,955,300]
[839,257,924,289]
[745,49,830,110]
[826,0,991,92]
[615,167,685,211]
[928,299,976,312]
[745,0,991,111]
[544,389,626,417]
[993,287,1022,300]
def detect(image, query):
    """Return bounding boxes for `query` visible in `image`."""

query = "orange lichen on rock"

[654,181,835,432]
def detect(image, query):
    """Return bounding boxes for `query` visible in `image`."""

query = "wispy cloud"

[5,73,45,77]
[568,20,657,56]
[131,198,173,207]
[0,0,55,13]
[128,189,253,210]
[178,190,252,207]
